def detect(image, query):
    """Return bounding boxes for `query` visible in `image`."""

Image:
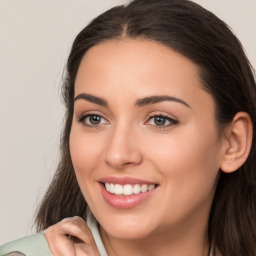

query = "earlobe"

[220,112,253,173]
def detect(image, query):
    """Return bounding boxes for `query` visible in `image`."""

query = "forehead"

[76,39,201,88]
[74,39,213,112]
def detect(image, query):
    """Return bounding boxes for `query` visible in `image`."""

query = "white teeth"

[123,184,133,195]
[133,184,141,194]
[115,184,123,195]
[106,183,110,191]
[141,184,148,193]
[110,183,115,193]
[104,183,156,196]
[148,184,155,191]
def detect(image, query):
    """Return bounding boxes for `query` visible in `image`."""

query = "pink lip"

[98,176,158,209]
[99,176,157,185]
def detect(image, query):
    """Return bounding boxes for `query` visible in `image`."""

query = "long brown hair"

[35,0,256,255]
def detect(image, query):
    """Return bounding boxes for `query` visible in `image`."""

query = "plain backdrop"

[0,0,255,245]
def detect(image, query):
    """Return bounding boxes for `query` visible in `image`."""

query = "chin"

[99,217,156,240]
[105,227,152,240]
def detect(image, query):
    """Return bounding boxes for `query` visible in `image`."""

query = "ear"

[220,112,253,173]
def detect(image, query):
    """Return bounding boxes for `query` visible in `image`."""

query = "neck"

[100,216,210,256]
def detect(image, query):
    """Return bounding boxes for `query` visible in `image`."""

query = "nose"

[103,124,143,170]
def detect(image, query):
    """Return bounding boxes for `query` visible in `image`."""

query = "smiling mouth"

[104,183,157,196]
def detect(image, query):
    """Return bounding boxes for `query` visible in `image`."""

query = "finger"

[43,228,76,256]
[58,216,96,245]
[43,216,99,256]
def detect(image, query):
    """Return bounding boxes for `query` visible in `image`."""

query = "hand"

[43,216,100,256]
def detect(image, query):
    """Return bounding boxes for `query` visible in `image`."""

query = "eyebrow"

[74,93,108,106]
[135,95,191,108]
[74,93,190,108]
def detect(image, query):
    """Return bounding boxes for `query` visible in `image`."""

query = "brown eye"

[89,115,102,125]
[78,114,108,127]
[147,115,178,127]
[154,116,167,126]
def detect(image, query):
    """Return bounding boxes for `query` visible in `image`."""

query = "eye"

[147,115,178,128]
[78,114,108,127]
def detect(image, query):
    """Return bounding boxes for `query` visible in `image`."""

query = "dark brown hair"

[35,0,256,255]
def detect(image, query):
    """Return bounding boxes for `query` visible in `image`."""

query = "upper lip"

[99,176,158,185]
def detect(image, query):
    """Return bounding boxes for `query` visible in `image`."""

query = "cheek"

[69,126,107,207]
[148,125,220,172]
[69,126,103,179]
[145,125,221,208]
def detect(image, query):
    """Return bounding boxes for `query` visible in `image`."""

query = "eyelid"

[144,111,179,128]
[145,111,178,121]
[76,110,108,120]
[76,110,110,127]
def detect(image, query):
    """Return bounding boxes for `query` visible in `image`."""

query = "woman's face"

[70,39,224,240]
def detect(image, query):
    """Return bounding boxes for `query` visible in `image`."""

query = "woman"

[1,0,255,255]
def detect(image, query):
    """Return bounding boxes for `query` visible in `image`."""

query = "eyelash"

[77,112,178,129]
[77,113,109,128]
[145,113,178,130]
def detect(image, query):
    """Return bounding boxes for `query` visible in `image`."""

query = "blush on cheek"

[150,128,220,185]
[69,131,104,178]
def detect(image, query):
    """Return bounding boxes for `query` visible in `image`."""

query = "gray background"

[0,0,255,245]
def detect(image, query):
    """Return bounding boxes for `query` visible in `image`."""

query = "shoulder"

[0,233,53,256]
[4,253,25,256]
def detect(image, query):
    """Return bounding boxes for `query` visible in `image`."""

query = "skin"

[44,216,100,256]
[68,39,224,256]
[44,39,253,256]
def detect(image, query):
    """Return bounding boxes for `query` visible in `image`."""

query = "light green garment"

[0,209,107,256]
[0,233,52,256]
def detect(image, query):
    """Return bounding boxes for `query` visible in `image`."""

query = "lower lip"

[100,184,157,209]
